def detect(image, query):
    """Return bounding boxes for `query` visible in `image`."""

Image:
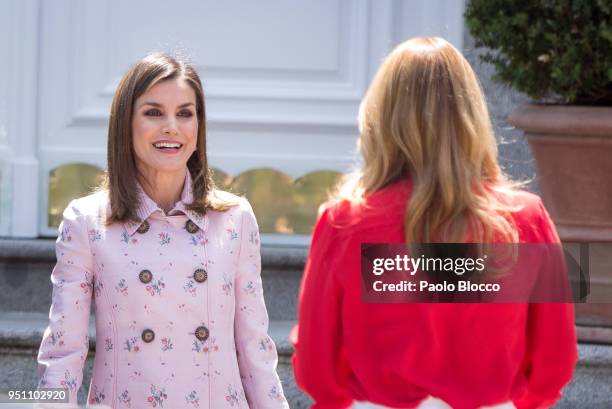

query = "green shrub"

[465,0,612,105]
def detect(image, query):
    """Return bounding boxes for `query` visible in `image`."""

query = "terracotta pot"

[507,104,612,242]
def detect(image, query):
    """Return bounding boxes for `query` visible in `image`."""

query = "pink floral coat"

[37,172,289,409]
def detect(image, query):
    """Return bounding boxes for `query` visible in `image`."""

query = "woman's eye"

[144,109,162,117]
[178,110,194,118]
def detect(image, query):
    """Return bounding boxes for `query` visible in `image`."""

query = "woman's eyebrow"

[139,101,195,108]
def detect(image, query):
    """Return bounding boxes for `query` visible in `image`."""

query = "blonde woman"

[292,38,577,409]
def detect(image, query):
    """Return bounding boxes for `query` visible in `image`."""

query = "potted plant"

[465,0,612,242]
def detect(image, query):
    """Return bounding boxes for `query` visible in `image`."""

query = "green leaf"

[600,29,612,44]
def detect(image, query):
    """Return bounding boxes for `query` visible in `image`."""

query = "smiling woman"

[37,53,289,409]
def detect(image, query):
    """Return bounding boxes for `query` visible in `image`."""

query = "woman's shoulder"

[207,189,256,224]
[208,189,250,211]
[491,187,558,242]
[491,187,546,219]
[62,190,109,221]
[321,178,411,230]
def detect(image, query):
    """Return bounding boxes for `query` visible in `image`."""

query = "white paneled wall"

[0,0,464,238]
[0,0,40,237]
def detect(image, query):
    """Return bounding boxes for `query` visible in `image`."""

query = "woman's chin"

[139,161,189,177]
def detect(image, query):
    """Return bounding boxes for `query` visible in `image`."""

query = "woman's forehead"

[137,78,196,105]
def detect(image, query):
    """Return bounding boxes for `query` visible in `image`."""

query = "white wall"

[0,0,464,238]
[0,0,40,237]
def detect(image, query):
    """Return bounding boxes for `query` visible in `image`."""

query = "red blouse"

[292,179,577,409]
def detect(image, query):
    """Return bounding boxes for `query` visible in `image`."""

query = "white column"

[1,0,40,237]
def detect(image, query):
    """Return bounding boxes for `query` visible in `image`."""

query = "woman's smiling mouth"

[152,141,183,152]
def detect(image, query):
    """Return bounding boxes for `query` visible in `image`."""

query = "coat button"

[193,269,207,283]
[136,220,150,234]
[139,269,153,284]
[141,329,155,343]
[194,326,209,342]
[185,220,199,234]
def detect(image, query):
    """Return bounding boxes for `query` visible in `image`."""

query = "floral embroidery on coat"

[105,338,113,351]
[146,384,167,407]
[80,271,93,294]
[124,337,141,353]
[118,389,132,407]
[158,232,171,246]
[161,337,173,352]
[224,385,244,407]
[52,278,66,293]
[192,336,219,354]
[48,331,65,347]
[88,229,102,242]
[185,390,200,407]
[89,385,105,404]
[145,278,166,296]
[60,223,72,242]
[183,279,197,297]
[222,273,233,296]
[259,337,274,353]
[243,280,257,296]
[60,370,77,392]
[121,229,138,244]
[189,231,207,246]
[115,278,128,296]
[268,385,284,402]
[227,228,238,240]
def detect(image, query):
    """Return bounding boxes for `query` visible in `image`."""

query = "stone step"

[2,312,612,408]
[3,238,612,341]
[0,239,306,322]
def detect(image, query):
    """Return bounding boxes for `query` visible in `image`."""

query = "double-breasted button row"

[136,219,201,235]
[138,268,207,284]
[140,327,209,344]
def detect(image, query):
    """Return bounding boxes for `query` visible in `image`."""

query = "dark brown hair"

[104,52,235,224]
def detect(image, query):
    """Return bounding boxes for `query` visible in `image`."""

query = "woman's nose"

[162,117,178,135]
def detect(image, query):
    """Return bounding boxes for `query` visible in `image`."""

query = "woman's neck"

[137,168,186,213]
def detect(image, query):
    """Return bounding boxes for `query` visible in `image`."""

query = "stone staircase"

[1,239,611,408]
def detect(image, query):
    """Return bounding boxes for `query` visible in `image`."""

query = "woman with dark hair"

[37,53,288,409]
[292,37,577,409]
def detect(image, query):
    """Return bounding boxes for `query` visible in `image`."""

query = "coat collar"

[124,170,209,236]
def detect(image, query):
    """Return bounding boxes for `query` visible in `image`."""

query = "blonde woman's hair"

[334,37,523,243]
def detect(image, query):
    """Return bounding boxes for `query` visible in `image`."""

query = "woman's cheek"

[182,121,198,140]
[133,118,154,137]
